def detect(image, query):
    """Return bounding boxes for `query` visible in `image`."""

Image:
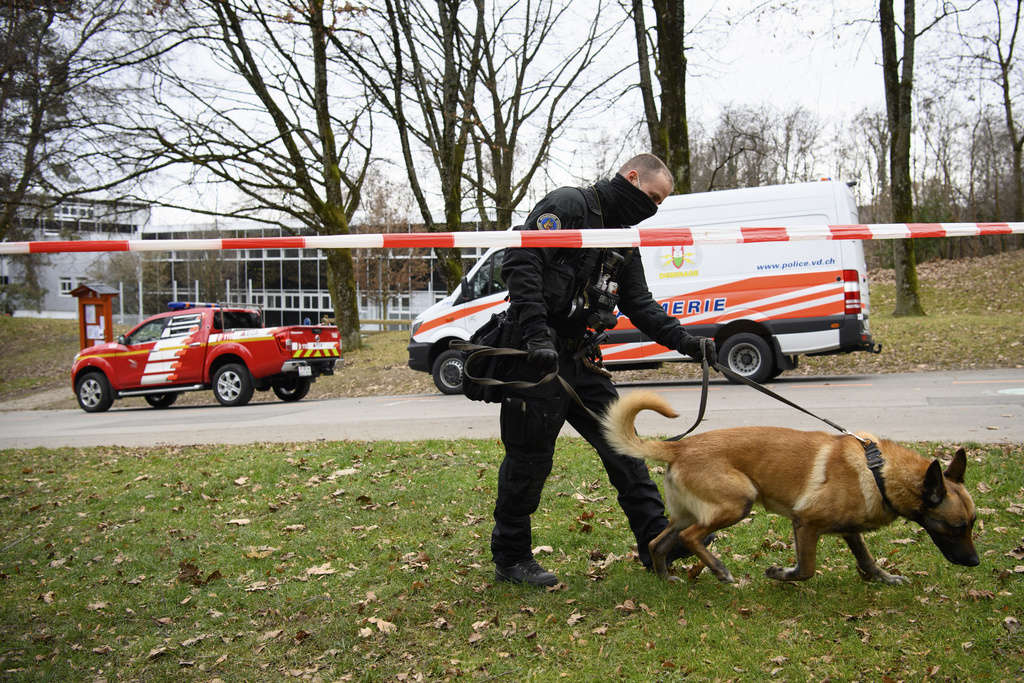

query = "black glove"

[526,329,559,374]
[679,336,718,366]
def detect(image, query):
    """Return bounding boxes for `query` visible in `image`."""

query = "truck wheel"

[144,393,178,409]
[273,376,311,402]
[719,333,774,385]
[213,363,254,407]
[76,372,114,413]
[432,349,465,395]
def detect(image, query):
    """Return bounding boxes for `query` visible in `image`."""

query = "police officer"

[492,153,718,587]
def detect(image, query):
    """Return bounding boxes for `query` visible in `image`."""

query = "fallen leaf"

[967,589,996,601]
[368,618,396,634]
[227,519,251,526]
[305,563,336,577]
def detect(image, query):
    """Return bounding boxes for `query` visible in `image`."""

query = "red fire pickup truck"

[71,303,342,412]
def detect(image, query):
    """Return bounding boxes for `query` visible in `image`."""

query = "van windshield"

[468,249,506,300]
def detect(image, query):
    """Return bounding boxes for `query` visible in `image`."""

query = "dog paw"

[765,566,808,582]
[715,569,735,584]
[875,571,910,586]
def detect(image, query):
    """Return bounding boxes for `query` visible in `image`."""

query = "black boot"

[494,559,558,587]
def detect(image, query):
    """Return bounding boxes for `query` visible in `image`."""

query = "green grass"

[2,438,1022,681]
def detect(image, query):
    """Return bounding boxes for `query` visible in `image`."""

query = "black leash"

[458,337,889,506]
[453,339,712,436]
[662,338,712,441]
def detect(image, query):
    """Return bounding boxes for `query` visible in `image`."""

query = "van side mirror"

[456,275,472,304]
[116,335,125,345]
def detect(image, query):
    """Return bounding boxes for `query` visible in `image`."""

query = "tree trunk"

[324,248,361,352]
[310,1,362,349]
[880,0,926,317]
[652,0,691,194]
[634,0,691,193]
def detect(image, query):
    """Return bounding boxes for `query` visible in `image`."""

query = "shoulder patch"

[536,213,561,230]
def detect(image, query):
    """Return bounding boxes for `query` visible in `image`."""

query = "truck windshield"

[216,311,263,330]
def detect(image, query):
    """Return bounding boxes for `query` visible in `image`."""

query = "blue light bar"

[167,301,221,310]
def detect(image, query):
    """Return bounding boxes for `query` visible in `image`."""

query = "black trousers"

[490,348,669,567]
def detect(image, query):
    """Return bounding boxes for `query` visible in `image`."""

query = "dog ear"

[923,459,948,507]
[944,447,967,484]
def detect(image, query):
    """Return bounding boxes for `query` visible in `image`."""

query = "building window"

[59,277,74,296]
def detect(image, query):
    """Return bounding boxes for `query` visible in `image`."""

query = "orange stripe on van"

[415,299,505,335]
[613,271,848,331]
[659,272,841,310]
[600,344,649,362]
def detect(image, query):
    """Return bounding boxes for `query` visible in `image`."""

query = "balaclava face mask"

[598,173,659,227]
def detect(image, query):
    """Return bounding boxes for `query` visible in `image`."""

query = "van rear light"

[843,270,862,314]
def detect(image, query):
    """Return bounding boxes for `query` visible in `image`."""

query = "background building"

[5,201,494,330]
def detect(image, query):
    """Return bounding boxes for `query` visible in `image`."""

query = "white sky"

[689,5,886,124]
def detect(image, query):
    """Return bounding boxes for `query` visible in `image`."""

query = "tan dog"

[602,390,980,585]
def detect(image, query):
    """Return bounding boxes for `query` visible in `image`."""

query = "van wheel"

[432,349,465,395]
[720,333,774,384]
[213,363,255,406]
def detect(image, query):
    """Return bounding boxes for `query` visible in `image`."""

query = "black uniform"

[491,174,703,569]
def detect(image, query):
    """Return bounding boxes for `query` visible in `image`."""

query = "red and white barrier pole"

[1,222,1022,255]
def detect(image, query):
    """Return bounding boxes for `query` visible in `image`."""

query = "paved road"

[1,369,1022,449]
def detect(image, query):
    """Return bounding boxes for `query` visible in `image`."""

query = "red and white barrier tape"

[1,222,1022,255]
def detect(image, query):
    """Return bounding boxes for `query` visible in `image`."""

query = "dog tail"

[602,390,680,463]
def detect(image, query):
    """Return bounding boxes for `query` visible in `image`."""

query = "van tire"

[432,349,465,395]
[720,333,774,384]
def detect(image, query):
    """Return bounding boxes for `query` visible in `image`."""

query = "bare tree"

[353,168,427,324]
[955,0,1024,222]
[879,0,956,317]
[333,0,485,294]
[468,1,629,230]
[126,1,371,351]
[854,108,891,212]
[1,0,178,241]
[632,0,692,192]
[690,104,822,191]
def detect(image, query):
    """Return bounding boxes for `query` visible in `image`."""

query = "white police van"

[407,180,880,394]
